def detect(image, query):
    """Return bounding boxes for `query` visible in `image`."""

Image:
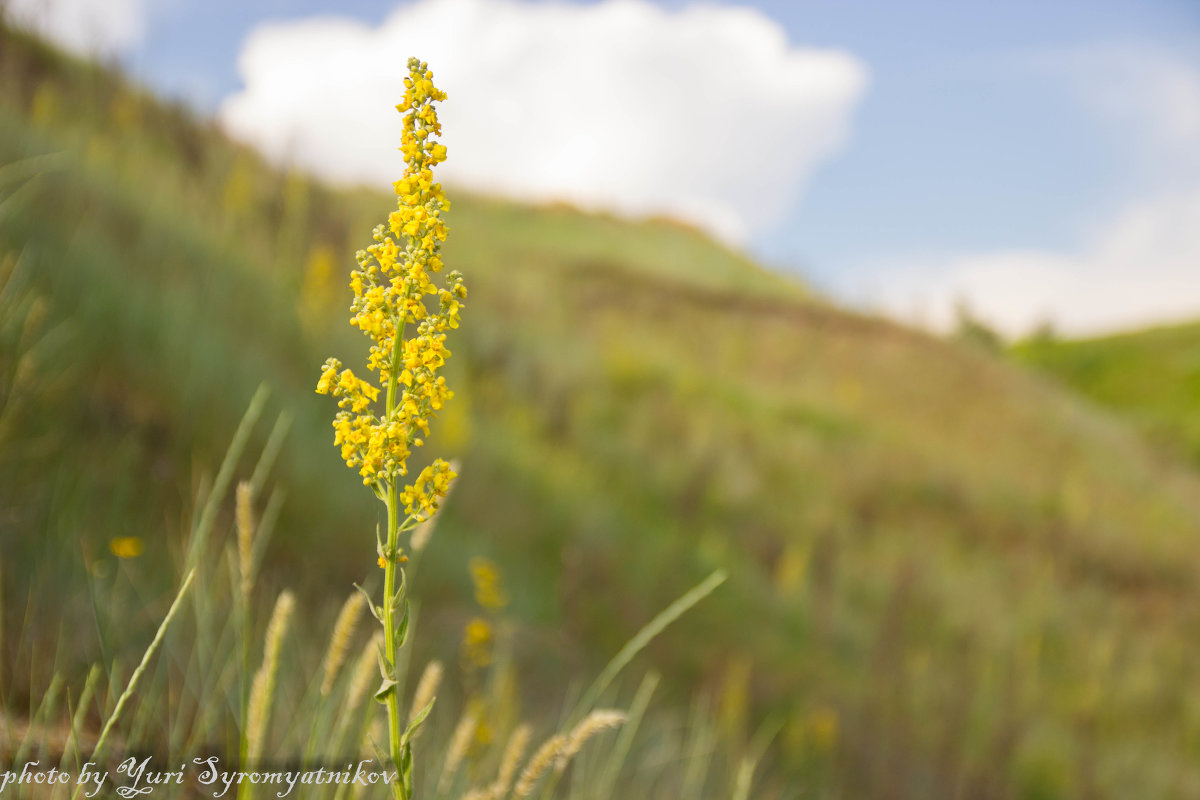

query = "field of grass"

[6,21,1200,799]
[1015,321,1200,469]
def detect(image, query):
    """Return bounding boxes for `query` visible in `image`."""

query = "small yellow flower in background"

[807,706,839,753]
[109,536,143,559]
[469,557,509,612]
[461,616,493,669]
[470,699,494,750]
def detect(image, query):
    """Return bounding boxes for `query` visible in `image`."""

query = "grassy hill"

[1015,321,1200,469]
[6,21,1200,798]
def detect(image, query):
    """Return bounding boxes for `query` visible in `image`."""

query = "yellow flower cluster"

[316,57,464,520]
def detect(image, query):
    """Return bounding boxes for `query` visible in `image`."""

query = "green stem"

[382,324,408,800]
[383,490,405,800]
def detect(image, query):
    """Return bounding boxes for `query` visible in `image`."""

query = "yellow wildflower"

[315,57,464,519]
[315,57,458,798]
[109,536,143,559]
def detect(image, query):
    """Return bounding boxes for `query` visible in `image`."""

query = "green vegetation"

[1015,320,1200,467]
[6,20,1200,799]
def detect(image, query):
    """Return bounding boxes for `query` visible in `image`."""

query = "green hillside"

[1015,321,1200,468]
[6,22,1200,798]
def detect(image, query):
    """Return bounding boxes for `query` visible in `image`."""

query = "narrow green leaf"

[395,600,410,646]
[353,583,382,623]
[401,743,413,795]
[400,696,435,747]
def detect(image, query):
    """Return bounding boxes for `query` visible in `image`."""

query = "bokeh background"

[2,0,1199,797]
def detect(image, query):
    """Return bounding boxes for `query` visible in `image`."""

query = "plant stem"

[383,486,405,800]
[383,324,407,800]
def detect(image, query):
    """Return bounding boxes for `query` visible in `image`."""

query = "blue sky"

[743,0,1199,289]
[13,0,1200,335]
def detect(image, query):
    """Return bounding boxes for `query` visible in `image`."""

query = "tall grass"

[0,412,754,798]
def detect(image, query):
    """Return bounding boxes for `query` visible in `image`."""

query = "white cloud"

[865,45,1200,338]
[5,0,147,56]
[867,188,1200,337]
[219,0,868,244]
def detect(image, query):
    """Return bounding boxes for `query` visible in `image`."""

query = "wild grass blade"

[14,672,62,765]
[571,569,725,724]
[60,664,102,773]
[681,694,714,798]
[250,487,285,581]
[184,384,268,570]
[249,410,292,498]
[731,716,784,800]
[76,567,195,797]
[592,671,659,799]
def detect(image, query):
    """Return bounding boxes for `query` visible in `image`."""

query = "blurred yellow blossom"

[469,557,509,612]
[808,706,839,753]
[461,617,493,670]
[109,536,143,559]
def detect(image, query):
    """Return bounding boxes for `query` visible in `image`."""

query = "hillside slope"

[5,23,1200,798]
[1015,321,1200,469]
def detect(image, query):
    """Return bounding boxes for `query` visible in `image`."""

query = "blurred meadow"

[3,5,1200,800]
